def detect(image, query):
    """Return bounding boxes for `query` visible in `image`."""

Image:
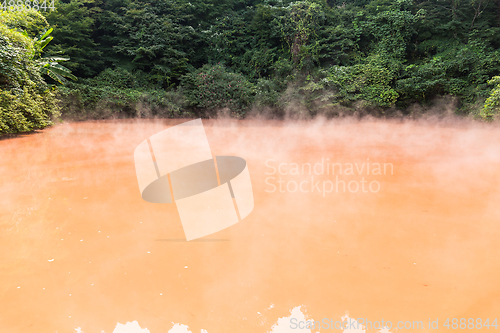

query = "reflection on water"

[155,239,231,242]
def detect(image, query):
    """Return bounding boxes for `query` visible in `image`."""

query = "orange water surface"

[1,118,500,333]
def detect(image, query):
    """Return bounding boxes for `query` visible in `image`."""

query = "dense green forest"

[2,0,500,133]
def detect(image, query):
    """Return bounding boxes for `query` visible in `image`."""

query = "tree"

[43,0,102,77]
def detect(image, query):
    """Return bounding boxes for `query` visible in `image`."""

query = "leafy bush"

[0,84,60,134]
[321,55,400,108]
[396,41,500,108]
[0,11,47,91]
[255,78,281,108]
[57,69,190,120]
[0,9,49,36]
[181,64,255,116]
[0,10,61,135]
[480,76,500,121]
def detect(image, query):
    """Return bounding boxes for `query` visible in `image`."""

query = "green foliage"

[480,76,500,120]
[0,8,49,36]
[95,0,200,87]
[181,64,255,116]
[57,68,190,119]
[362,0,422,59]
[33,27,77,84]
[4,0,500,127]
[255,78,281,107]
[0,10,61,134]
[396,40,500,106]
[274,0,326,70]
[202,11,254,75]
[0,84,60,134]
[321,55,400,107]
[43,0,102,77]
[0,10,46,90]
[317,5,363,66]
[0,10,76,87]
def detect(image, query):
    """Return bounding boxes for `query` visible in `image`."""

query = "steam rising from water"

[1,116,500,333]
